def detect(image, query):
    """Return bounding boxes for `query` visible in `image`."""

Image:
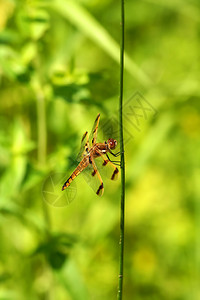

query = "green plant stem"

[34,81,51,231]
[36,89,47,166]
[118,0,125,299]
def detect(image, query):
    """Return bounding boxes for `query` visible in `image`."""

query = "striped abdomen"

[62,156,89,191]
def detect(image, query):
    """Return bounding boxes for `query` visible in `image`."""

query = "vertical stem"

[36,90,47,166]
[35,83,51,231]
[118,0,125,299]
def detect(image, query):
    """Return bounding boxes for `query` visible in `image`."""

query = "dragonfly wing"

[82,157,104,196]
[94,153,119,181]
[77,131,90,161]
[89,113,100,146]
[42,172,77,207]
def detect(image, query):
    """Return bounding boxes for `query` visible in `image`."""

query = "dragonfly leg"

[109,150,121,157]
[106,153,121,166]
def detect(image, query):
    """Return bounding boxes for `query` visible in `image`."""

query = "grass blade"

[52,0,151,87]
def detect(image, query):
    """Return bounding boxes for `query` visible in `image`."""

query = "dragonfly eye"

[107,138,117,149]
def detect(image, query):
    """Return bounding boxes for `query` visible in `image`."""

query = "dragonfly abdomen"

[62,156,89,190]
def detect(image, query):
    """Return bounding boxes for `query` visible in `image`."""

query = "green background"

[0,0,199,299]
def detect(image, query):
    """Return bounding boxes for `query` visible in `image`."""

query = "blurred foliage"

[0,0,200,299]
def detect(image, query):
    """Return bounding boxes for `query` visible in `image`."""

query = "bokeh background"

[0,0,200,299]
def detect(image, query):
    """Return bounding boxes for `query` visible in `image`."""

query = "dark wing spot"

[92,138,94,144]
[111,168,119,180]
[95,114,100,121]
[96,183,104,195]
[89,156,92,164]
[103,160,109,166]
[92,169,97,176]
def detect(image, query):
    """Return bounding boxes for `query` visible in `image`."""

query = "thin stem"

[36,89,47,166]
[118,0,125,299]
[34,80,51,231]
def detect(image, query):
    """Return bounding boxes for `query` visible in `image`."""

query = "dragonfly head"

[107,138,117,150]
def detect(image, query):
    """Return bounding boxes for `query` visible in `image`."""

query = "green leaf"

[17,7,50,40]
[0,119,29,199]
[53,83,91,103]
[33,233,77,269]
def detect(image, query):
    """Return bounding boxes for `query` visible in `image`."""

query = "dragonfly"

[62,113,120,196]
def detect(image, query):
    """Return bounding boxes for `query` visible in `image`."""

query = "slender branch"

[118,0,125,299]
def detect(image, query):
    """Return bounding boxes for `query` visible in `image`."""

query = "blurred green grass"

[0,0,200,299]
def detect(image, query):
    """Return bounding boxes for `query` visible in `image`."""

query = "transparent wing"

[77,131,90,162]
[82,157,104,196]
[42,172,77,207]
[89,113,100,146]
[94,153,119,181]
